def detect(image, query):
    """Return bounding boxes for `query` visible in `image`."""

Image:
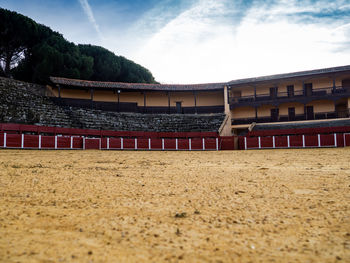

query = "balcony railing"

[232,110,349,125]
[230,86,349,106]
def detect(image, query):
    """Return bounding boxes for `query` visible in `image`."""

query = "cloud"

[130,0,350,84]
[78,0,102,38]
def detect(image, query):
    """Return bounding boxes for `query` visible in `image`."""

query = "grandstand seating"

[0,77,225,133]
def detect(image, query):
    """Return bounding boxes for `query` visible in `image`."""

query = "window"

[271,108,279,121]
[288,107,295,121]
[304,83,313,96]
[287,85,294,97]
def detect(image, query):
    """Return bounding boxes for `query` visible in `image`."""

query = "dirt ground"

[0,148,349,263]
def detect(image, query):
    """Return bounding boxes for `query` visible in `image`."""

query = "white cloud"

[130,0,350,84]
[78,0,102,38]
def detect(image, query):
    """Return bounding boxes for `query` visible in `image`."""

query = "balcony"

[230,86,349,108]
[232,110,349,125]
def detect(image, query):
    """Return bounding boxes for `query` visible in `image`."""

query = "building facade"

[50,65,350,136]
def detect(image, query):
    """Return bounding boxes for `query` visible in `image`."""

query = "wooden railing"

[230,86,349,105]
[232,110,350,125]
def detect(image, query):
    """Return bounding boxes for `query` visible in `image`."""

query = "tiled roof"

[50,77,225,91]
[51,65,350,91]
[227,65,350,86]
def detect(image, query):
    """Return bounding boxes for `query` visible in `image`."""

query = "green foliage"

[0,8,38,76]
[1,8,156,84]
[78,44,157,83]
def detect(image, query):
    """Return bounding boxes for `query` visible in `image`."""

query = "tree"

[0,8,38,77]
[1,7,156,84]
[79,44,157,83]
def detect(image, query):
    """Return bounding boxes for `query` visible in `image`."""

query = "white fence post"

[216,138,219,151]
[70,136,73,149]
[318,134,321,147]
[21,134,24,149]
[258,136,261,149]
[287,135,290,148]
[148,138,151,150]
[176,138,178,150]
[244,137,247,150]
[107,138,110,150]
[83,137,85,150]
[99,138,101,150]
[302,135,305,148]
[135,138,137,150]
[272,136,275,148]
[189,138,192,151]
[121,137,123,150]
[162,138,164,150]
[334,133,337,147]
[39,135,41,149]
[55,136,57,149]
[3,133,6,148]
[202,138,205,151]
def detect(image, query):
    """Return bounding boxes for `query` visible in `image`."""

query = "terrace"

[229,86,349,108]
[232,109,349,125]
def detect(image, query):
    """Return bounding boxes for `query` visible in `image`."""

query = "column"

[57,84,61,98]
[168,92,171,114]
[90,88,94,109]
[254,85,257,101]
[194,91,197,114]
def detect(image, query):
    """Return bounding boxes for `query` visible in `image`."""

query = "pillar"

[168,92,171,114]
[194,91,197,114]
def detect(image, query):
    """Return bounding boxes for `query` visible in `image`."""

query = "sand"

[0,148,349,262]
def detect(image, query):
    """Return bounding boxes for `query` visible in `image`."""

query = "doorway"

[271,108,279,121]
[288,107,295,121]
[304,83,313,96]
[176,102,182,114]
[306,106,314,120]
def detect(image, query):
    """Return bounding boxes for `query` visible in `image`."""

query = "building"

[50,65,350,137]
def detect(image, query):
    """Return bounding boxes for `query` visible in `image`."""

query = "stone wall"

[0,77,225,132]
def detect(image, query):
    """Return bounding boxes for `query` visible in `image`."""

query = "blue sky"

[1,0,350,84]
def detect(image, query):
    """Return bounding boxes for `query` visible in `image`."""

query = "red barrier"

[220,136,235,150]
[73,137,83,149]
[109,138,121,149]
[57,137,71,149]
[336,133,344,147]
[178,139,189,150]
[0,133,4,146]
[24,135,39,148]
[6,134,21,148]
[289,135,303,147]
[190,138,202,150]
[275,136,288,148]
[137,138,149,149]
[246,137,259,149]
[320,134,334,147]
[151,138,162,150]
[164,139,176,150]
[41,136,55,148]
[123,138,135,149]
[261,137,273,148]
[205,138,217,150]
[85,138,100,149]
[344,133,350,147]
[248,126,350,137]
[305,135,318,147]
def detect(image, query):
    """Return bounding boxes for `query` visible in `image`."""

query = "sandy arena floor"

[0,148,349,262]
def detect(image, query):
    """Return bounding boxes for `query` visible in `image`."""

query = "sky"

[1,0,350,84]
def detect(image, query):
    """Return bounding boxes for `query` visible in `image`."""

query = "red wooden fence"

[241,133,350,150]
